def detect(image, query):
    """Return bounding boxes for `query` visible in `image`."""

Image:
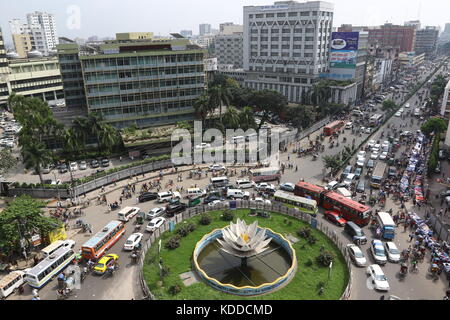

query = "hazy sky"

[1,0,449,46]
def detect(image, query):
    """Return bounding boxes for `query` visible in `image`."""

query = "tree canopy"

[420,117,448,137]
[382,99,397,111]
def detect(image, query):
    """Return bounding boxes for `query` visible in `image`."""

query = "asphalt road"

[7,58,449,300]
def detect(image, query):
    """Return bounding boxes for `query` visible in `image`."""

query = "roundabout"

[143,208,350,300]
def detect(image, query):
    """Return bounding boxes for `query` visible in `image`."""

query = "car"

[367,140,376,148]
[345,122,353,129]
[253,198,272,205]
[370,152,379,160]
[209,164,226,171]
[255,182,275,192]
[101,159,110,167]
[93,254,119,274]
[371,240,387,265]
[69,162,78,171]
[166,203,187,215]
[343,173,356,187]
[195,143,211,150]
[435,161,441,174]
[203,195,225,204]
[405,103,410,108]
[325,180,340,190]
[398,108,404,113]
[138,192,158,203]
[379,152,388,161]
[146,217,166,232]
[371,144,381,152]
[357,151,366,158]
[356,180,366,193]
[123,233,143,251]
[366,264,390,291]
[439,150,446,160]
[325,211,347,227]
[388,167,397,177]
[347,244,367,267]
[384,242,401,263]
[90,159,99,168]
[208,200,228,207]
[360,126,366,133]
[356,157,365,167]
[381,141,390,148]
[59,163,68,174]
[79,161,87,170]
[147,207,166,219]
[354,167,362,179]
[341,165,353,180]
[440,189,450,198]
[395,111,402,117]
[279,182,295,192]
[365,127,372,134]
[42,164,54,174]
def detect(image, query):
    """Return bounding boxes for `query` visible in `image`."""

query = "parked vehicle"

[138,192,158,203]
[324,211,347,227]
[146,217,166,232]
[345,221,367,244]
[147,207,165,220]
[123,233,143,251]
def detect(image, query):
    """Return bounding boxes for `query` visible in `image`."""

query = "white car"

[381,141,390,148]
[405,103,410,108]
[371,144,381,152]
[367,140,376,148]
[69,162,78,171]
[395,111,402,117]
[253,198,272,205]
[356,158,365,167]
[345,122,353,129]
[366,264,390,291]
[147,207,166,220]
[280,182,295,192]
[146,217,166,232]
[379,152,388,160]
[360,126,366,133]
[208,200,229,207]
[384,242,401,263]
[79,161,87,170]
[123,233,143,251]
[365,127,372,134]
[209,164,226,171]
[371,240,387,265]
[398,108,404,113]
[347,244,367,267]
[370,152,379,160]
[357,151,366,158]
[195,143,211,150]
[255,183,275,192]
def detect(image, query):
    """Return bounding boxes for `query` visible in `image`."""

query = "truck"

[370,162,387,189]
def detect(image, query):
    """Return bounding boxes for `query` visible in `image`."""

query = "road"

[6,57,449,300]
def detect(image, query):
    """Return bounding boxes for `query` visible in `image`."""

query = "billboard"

[330,32,359,69]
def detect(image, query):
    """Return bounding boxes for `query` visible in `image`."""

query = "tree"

[249,90,287,129]
[208,85,232,123]
[322,155,342,173]
[194,93,212,122]
[72,117,90,150]
[287,105,316,129]
[21,140,53,184]
[382,99,397,111]
[98,123,121,153]
[239,107,257,131]
[0,196,62,259]
[421,117,448,137]
[0,149,17,176]
[230,87,255,109]
[222,106,241,130]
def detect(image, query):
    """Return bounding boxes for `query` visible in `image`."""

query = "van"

[227,189,250,199]
[344,221,367,244]
[186,188,206,198]
[118,206,141,222]
[157,191,181,203]
[210,176,229,188]
[236,179,253,189]
[0,271,25,298]
[41,239,76,258]
[352,110,364,117]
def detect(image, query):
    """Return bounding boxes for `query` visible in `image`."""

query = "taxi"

[93,254,119,274]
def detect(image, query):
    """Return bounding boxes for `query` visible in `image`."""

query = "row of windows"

[249,11,332,19]
[96,100,196,118]
[1,274,22,291]
[251,52,315,57]
[12,83,62,93]
[93,225,124,253]
[257,28,316,34]
[275,196,315,211]
[256,44,315,49]
[37,251,73,281]
[10,75,61,85]
[83,54,203,69]
[252,36,315,41]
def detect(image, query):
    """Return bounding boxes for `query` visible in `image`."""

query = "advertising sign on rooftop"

[330,32,359,69]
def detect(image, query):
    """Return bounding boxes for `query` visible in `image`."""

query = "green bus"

[274,190,318,217]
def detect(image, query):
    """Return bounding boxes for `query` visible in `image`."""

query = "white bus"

[41,239,75,258]
[117,206,140,222]
[369,114,383,127]
[0,271,26,298]
[210,176,229,187]
[25,247,75,289]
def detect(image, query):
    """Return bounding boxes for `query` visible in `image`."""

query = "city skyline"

[0,0,449,47]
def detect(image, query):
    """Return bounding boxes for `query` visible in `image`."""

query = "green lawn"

[143,209,349,300]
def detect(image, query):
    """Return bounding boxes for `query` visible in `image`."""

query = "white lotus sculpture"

[217,219,272,258]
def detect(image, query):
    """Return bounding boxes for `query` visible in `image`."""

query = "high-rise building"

[199,24,211,36]
[180,30,193,38]
[404,20,421,30]
[0,28,10,109]
[27,11,58,54]
[215,33,244,70]
[57,33,206,129]
[368,24,416,52]
[219,23,243,35]
[415,26,439,56]
[243,1,334,103]
[439,23,450,44]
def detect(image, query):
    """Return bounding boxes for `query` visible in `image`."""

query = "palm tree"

[87,113,106,152]
[63,128,82,155]
[72,117,90,150]
[194,93,212,123]
[239,107,256,131]
[99,123,121,153]
[208,85,232,123]
[21,141,53,184]
[222,107,241,130]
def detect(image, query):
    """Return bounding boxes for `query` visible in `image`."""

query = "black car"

[101,159,110,167]
[203,195,225,204]
[91,159,99,168]
[166,203,187,216]
[59,163,68,173]
[139,192,158,203]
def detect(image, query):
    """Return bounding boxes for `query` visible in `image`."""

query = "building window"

[293,37,302,41]
[266,13,274,18]
[271,29,279,33]
[282,37,290,41]
[261,29,268,34]
[256,14,263,18]
[277,13,286,17]
[300,12,310,16]
[282,29,291,33]
[271,37,279,41]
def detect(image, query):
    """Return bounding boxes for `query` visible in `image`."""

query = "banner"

[330,32,359,69]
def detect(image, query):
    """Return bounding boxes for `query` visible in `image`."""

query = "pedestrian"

[409,233,415,242]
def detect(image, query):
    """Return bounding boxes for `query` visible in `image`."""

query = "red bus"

[81,220,125,260]
[322,192,371,226]
[295,181,371,226]
[249,167,281,183]
[294,182,325,202]
[323,121,344,136]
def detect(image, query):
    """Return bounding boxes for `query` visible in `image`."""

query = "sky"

[1,0,449,47]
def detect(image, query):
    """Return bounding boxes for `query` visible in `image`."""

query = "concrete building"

[404,20,421,30]
[243,0,334,104]
[438,23,450,44]
[0,28,10,109]
[440,79,450,119]
[398,51,425,68]
[220,23,244,35]
[199,24,212,36]
[215,32,244,69]
[194,35,215,48]
[57,33,206,129]
[180,30,193,38]
[26,11,58,54]
[11,34,33,58]
[368,24,416,53]
[415,26,439,56]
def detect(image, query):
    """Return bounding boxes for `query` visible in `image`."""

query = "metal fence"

[137,201,353,300]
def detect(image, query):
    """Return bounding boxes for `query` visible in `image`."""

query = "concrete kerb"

[138,203,353,300]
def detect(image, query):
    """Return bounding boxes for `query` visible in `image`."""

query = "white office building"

[243,1,334,103]
[26,11,58,55]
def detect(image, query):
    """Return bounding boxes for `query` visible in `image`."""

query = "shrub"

[316,251,334,267]
[305,258,313,267]
[165,236,181,250]
[161,265,170,278]
[176,226,190,238]
[297,227,312,239]
[222,210,234,221]
[199,214,212,225]
[186,222,196,233]
[168,284,182,295]
[307,235,317,245]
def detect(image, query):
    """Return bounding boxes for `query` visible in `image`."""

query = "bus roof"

[41,240,65,255]
[210,176,228,181]
[250,167,280,173]
[274,190,317,206]
[377,212,395,226]
[27,247,74,277]
[82,220,123,248]
[295,181,325,194]
[0,271,24,288]
[326,192,371,213]
[325,120,343,129]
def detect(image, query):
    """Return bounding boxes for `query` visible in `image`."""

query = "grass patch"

[143,209,349,300]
